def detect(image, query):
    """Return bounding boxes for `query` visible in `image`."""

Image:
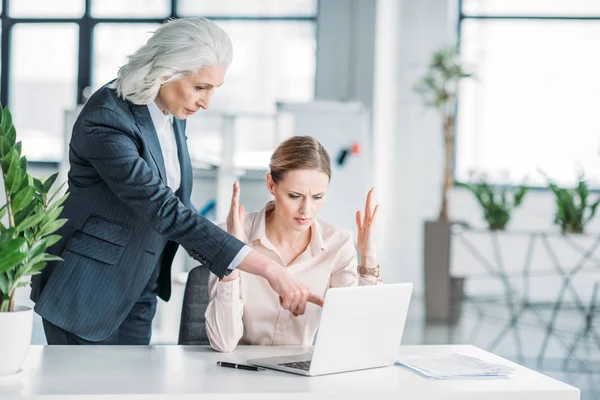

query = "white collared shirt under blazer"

[205,201,379,352]
[147,101,180,191]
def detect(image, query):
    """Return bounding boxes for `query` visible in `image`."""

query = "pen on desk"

[216,361,266,371]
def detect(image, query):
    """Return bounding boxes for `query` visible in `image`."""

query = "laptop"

[247,282,413,376]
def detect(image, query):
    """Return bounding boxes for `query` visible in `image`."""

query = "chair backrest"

[178,265,212,345]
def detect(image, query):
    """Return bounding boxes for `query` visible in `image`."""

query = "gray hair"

[109,18,233,105]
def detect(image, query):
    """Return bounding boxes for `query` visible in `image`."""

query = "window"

[207,21,316,113]
[177,0,317,17]
[91,0,169,18]
[9,0,84,18]
[1,0,318,163]
[10,24,78,162]
[462,0,600,17]
[456,2,600,187]
[92,24,159,90]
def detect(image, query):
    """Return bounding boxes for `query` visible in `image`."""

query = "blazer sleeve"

[72,105,244,279]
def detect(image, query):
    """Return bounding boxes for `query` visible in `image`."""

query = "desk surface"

[0,345,580,400]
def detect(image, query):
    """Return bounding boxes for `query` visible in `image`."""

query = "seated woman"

[205,136,381,352]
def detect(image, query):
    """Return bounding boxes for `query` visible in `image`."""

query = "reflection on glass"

[92,24,159,90]
[457,20,600,187]
[178,0,317,17]
[9,0,84,17]
[10,24,78,162]
[91,0,170,18]
[463,0,600,16]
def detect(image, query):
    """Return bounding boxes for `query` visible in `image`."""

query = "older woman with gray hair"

[30,17,323,346]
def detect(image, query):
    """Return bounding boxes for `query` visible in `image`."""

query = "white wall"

[316,0,377,108]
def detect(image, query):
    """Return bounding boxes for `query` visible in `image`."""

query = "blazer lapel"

[173,118,192,205]
[130,103,167,184]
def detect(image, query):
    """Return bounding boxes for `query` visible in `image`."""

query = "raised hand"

[221,182,246,282]
[226,181,246,242]
[356,187,379,268]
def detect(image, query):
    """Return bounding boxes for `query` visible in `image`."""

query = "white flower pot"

[0,306,33,376]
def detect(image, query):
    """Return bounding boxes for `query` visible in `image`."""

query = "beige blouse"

[205,201,378,353]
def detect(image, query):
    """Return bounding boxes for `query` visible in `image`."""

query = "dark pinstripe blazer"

[30,84,244,341]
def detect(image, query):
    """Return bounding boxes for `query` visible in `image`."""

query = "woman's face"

[155,65,227,119]
[267,169,330,233]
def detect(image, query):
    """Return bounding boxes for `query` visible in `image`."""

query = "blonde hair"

[110,18,233,105]
[269,136,331,183]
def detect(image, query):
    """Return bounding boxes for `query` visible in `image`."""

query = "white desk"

[0,345,580,400]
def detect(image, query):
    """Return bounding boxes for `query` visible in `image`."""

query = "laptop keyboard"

[278,360,312,371]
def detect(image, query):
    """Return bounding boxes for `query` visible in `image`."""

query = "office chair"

[178,265,212,345]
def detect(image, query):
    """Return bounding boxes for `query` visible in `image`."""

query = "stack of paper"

[395,353,515,380]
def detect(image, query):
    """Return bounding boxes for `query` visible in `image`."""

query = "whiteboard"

[276,101,372,238]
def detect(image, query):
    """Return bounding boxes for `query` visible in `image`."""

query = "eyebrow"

[197,82,224,88]
[288,191,326,196]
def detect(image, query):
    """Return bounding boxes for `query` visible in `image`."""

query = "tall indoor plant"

[415,43,472,323]
[0,105,68,375]
[414,43,472,221]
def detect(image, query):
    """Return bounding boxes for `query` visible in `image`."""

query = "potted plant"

[414,43,472,323]
[0,105,68,376]
[456,173,528,231]
[545,171,600,234]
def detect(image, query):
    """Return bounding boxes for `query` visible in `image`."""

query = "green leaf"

[1,107,13,136]
[15,211,46,232]
[10,170,26,196]
[19,155,27,174]
[29,262,47,274]
[41,254,62,262]
[1,148,13,176]
[48,192,68,212]
[14,201,37,227]
[38,218,67,237]
[42,206,63,227]
[0,273,9,295]
[0,229,15,249]
[33,178,44,193]
[0,137,11,157]
[4,150,22,195]
[0,251,28,273]
[11,186,35,214]
[17,172,30,194]
[48,184,68,205]
[17,281,30,288]
[5,125,16,146]
[15,255,49,278]
[14,142,22,158]
[43,234,62,248]
[42,173,58,194]
[28,239,47,259]
[0,237,26,256]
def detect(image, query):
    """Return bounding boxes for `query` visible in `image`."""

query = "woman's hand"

[226,181,246,242]
[222,182,245,282]
[356,187,379,269]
